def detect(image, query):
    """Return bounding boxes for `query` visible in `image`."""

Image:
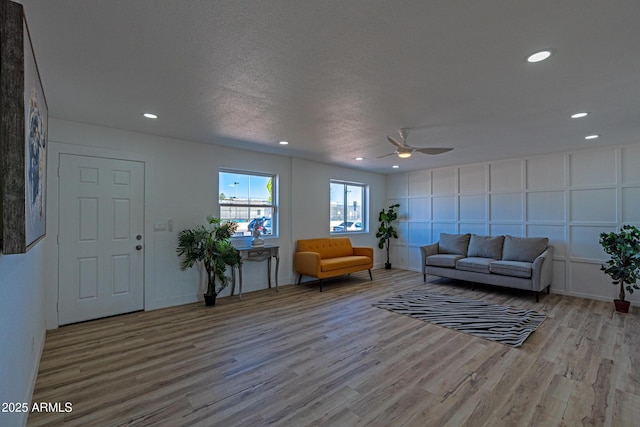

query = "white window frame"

[219,169,277,238]
[330,179,367,234]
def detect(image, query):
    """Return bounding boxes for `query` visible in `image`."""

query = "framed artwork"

[1,0,48,254]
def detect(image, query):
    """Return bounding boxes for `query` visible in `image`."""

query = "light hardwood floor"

[28,269,639,426]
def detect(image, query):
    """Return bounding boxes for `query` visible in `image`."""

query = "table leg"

[230,267,236,296]
[238,264,243,299]
[267,257,272,289]
[275,255,279,292]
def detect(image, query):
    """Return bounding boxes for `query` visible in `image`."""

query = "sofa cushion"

[490,260,533,278]
[297,237,353,259]
[426,254,464,268]
[502,236,548,262]
[456,257,495,274]
[467,235,505,259]
[438,233,471,255]
[320,255,371,272]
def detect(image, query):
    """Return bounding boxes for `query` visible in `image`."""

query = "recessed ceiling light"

[527,50,553,63]
[585,134,600,140]
[392,165,399,169]
[355,157,363,161]
[571,112,589,119]
[279,141,289,145]
[142,113,158,119]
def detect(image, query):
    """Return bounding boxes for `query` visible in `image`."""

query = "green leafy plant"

[177,216,242,299]
[376,203,400,268]
[599,224,640,302]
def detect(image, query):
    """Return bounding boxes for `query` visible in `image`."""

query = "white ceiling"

[20,0,640,174]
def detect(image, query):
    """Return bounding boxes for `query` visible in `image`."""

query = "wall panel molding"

[388,143,640,303]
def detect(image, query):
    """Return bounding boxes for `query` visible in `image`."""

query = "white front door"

[58,154,145,325]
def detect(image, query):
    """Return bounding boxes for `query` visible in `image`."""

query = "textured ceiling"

[20,0,640,173]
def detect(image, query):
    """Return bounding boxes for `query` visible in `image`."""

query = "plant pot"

[204,294,217,306]
[385,262,392,270]
[614,299,630,313]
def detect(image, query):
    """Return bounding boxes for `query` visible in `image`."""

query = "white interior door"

[58,154,145,325]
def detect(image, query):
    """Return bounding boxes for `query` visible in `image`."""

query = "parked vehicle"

[332,221,362,232]
[248,217,272,235]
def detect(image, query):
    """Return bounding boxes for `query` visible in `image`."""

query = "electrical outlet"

[168,218,174,232]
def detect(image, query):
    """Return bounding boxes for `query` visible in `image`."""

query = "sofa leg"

[547,285,551,294]
[536,292,540,303]
[423,273,426,282]
[319,279,323,292]
[297,275,303,285]
[368,270,373,280]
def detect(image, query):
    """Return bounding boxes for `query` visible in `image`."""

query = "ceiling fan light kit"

[379,128,453,159]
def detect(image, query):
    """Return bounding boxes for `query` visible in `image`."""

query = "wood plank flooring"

[28,269,640,426]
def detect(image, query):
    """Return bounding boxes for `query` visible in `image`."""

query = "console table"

[231,245,279,299]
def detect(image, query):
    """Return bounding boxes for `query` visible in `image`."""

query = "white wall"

[42,119,386,329]
[387,143,640,304]
[0,244,47,427]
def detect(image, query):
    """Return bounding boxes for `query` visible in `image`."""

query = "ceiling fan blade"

[387,135,404,148]
[376,152,397,159]
[416,147,453,155]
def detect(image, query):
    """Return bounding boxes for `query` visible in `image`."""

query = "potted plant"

[177,216,242,306]
[599,224,640,313]
[376,203,400,269]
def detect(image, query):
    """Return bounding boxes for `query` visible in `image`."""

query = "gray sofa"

[420,233,554,301]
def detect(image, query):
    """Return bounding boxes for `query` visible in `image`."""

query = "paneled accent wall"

[387,143,640,303]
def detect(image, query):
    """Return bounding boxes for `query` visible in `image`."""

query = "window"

[219,170,276,237]
[330,180,366,233]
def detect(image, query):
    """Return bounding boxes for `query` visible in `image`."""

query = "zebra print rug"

[374,289,546,347]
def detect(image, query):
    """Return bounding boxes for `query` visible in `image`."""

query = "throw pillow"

[438,233,471,255]
[502,236,548,262]
[467,235,505,259]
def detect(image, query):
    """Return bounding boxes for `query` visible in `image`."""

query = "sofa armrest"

[294,251,321,277]
[420,243,439,275]
[531,246,554,291]
[353,246,373,259]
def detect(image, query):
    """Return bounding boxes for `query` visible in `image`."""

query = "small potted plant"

[177,216,242,306]
[376,203,400,269]
[599,224,640,313]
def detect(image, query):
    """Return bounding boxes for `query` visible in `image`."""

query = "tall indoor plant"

[177,216,242,306]
[376,203,400,269]
[599,224,640,313]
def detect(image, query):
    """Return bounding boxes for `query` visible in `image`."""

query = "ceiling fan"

[377,128,453,159]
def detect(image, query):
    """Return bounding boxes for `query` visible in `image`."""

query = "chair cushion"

[467,235,505,259]
[438,233,471,255]
[320,256,371,272]
[490,260,533,278]
[456,257,495,274]
[502,236,548,262]
[426,254,464,268]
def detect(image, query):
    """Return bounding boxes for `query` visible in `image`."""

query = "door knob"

[136,245,143,251]
[136,234,143,240]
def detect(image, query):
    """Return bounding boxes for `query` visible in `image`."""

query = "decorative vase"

[385,262,392,270]
[614,299,630,313]
[204,294,216,306]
